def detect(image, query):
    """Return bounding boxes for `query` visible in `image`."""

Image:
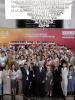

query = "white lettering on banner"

[62,31,75,38]
[23,33,55,38]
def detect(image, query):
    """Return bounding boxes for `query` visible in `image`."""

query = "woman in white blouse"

[61,61,69,96]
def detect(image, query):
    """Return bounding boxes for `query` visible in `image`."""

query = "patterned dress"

[3,69,11,94]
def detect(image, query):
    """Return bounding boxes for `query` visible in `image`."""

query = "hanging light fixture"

[17,0,74,27]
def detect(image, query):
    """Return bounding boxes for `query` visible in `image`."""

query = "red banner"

[0,28,75,52]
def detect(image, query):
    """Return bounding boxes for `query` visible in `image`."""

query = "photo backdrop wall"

[0,28,75,52]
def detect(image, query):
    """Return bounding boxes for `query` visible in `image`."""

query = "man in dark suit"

[34,63,46,97]
[20,64,30,97]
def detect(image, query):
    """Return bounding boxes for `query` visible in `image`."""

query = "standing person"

[0,51,7,70]
[52,59,63,97]
[6,55,14,69]
[18,55,26,65]
[35,63,46,97]
[32,60,39,96]
[73,65,75,100]
[20,63,30,97]
[0,66,3,100]
[10,64,17,99]
[45,66,53,96]
[16,65,22,95]
[29,63,35,96]
[61,61,69,96]
[70,53,75,66]
[2,65,11,95]
[67,65,74,95]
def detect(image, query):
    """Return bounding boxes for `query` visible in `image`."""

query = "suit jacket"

[20,67,29,83]
[35,67,46,82]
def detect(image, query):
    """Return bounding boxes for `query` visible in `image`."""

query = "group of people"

[0,42,75,99]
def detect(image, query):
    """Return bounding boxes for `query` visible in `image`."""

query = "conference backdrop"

[0,28,75,51]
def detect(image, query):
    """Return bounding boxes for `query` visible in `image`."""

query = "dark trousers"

[23,80,30,97]
[36,80,45,97]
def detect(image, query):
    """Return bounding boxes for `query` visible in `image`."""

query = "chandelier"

[22,0,74,27]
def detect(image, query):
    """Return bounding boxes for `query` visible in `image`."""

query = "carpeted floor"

[2,95,75,100]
